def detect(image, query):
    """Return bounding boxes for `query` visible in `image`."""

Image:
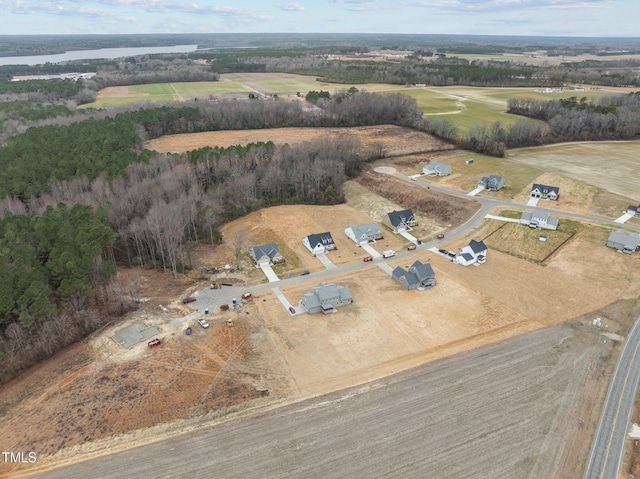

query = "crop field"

[509,140,640,201]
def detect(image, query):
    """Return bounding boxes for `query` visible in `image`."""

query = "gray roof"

[410,260,434,281]
[461,253,474,262]
[424,161,452,174]
[348,223,382,239]
[469,240,487,254]
[392,266,420,288]
[608,230,640,248]
[386,209,415,227]
[250,243,281,261]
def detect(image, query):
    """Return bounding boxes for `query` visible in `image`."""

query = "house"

[249,243,284,266]
[383,209,417,233]
[392,260,436,290]
[344,223,383,245]
[530,184,560,200]
[520,209,559,230]
[301,283,353,314]
[477,175,505,191]
[627,204,640,217]
[607,230,640,254]
[303,232,336,256]
[455,239,487,266]
[422,161,452,177]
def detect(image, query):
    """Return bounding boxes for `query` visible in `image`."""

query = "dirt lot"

[144,124,455,156]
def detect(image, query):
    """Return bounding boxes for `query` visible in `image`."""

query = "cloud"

[331,0,376,3]
[274,2,304,10]
[407,0,612,12]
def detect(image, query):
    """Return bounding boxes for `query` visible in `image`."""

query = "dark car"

[300,269,310,276]
[447,251,456,258]
[186,327,192,336]
[438,248,448,255]
[289,306,296,314]
[182,296,196,304]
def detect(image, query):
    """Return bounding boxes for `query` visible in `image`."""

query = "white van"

[382,250,396,258]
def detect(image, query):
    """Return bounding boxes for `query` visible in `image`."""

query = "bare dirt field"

[144,125,455,156]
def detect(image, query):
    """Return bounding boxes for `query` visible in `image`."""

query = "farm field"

[509,140,640,202]
[145,124,454,156]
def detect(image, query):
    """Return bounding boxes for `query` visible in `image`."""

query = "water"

[0,45,200,66]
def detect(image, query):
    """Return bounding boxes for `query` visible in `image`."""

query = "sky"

[0,0,637,37]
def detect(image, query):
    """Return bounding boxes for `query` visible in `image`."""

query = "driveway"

[316,253,337,270]
[467,186,485,196]
[615,212,634,224]
[527,197,540,207]
[259,264,280,282]
[377,262,394,276]
[361,242,381,258]
[271,287,300,315]
[485,214,521,223]
[398,230,419,244]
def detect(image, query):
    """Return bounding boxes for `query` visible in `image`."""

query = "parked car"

[382,250,396,258]
[438,248,448,255]
[411,177,417,181]
[198,318,209,329]
[147,338,161,348]
[182,296,196,304]
[300,269,310,276]
[241,292,252,301]
[407,244,417,251]
[363,256,373,262]
[186,327,192,336]
[447,251,456,258]
[437,233,445,240]
[289,306,296,314]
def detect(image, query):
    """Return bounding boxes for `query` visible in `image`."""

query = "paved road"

[583,315,640,479]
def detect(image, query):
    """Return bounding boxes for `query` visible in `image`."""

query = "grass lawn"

[173,81,254,95]
[129,84,174,95]
[432,151,544,199]
[481,218,579,263]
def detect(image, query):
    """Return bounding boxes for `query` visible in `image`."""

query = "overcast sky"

[0,0,636,37]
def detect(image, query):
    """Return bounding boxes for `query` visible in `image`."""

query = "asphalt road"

[583,314,640,479]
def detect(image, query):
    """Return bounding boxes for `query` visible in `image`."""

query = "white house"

[520,209,559,230]
[344,223,383,245]
[303,232,336,256]
[455,240,487,266]
[530,183,560,200]
[422,161,452,177]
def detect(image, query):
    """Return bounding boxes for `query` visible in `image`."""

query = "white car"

[382,250,396,258]
[198,318,210,329]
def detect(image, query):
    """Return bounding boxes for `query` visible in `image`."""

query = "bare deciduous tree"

[227,227,248,271]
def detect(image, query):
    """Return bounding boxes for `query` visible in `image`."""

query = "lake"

[0,45,200,66]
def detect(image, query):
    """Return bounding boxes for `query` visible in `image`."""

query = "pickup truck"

[382,250,396,258]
